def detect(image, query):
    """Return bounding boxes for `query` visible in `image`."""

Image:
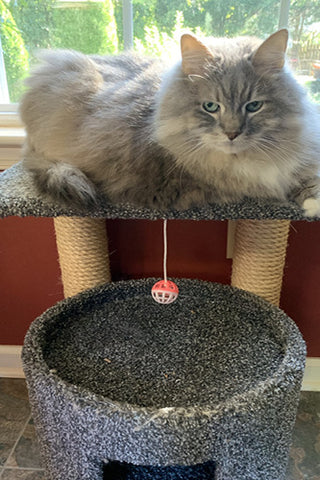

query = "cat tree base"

[22,279,305,480]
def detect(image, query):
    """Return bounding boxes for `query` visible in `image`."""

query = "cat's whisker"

[258,144,293,163]
[250,144,277,164]
[174,140,205,159]
[179,137,202,146]
[259,137,301,154]
[259,141,287,153]
[254,144,296,171]
[165,143,204,176]
[254,139,293,158]
[164,162,187,191]
[166,143,205,179]
[182,145,205,158]
[179,164,189,190]
[188,74,207,82]
[165,161,182,178]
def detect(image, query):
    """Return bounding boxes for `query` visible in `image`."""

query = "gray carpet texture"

[22,278,306,480]
[0,161,315,220]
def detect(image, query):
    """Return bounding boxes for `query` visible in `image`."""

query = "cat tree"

[0,161,309,480]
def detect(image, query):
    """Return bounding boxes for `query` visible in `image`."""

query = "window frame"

[0,104,24,169]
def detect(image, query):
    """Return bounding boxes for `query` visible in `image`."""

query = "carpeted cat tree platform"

[0,161,313,480]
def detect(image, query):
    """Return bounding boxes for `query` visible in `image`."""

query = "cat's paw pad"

[303,198,320,217]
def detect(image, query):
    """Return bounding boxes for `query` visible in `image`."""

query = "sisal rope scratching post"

[231,219,290,306]
[54,217,111,298]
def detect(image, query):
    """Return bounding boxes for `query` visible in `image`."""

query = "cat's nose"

[225,131,241,141]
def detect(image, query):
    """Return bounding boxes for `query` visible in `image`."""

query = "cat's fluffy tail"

[25,154,97,206]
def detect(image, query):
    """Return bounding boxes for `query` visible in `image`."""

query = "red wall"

[281,221,320,357]
[0,216,319,356]
[0,217,64,345]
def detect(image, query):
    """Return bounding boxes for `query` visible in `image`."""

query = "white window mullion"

[278,0,291,29]
[0,36,10,103]
[122,0,133,50]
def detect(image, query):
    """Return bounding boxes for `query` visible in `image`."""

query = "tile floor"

[0,378,319,479]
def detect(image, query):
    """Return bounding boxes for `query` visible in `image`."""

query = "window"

[287,1,320,104]
[0,0,119,103]
[0,0,319,167]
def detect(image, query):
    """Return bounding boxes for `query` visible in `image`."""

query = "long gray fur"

[18,31,320,216]
[22,278,306,480]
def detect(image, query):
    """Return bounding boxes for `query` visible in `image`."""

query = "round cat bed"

[22,278,306,480]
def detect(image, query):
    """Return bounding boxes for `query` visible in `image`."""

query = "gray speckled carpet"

[0,161,315,220]
[1,156,308,479]
[22,279,306,480]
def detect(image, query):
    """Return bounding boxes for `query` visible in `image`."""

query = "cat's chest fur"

[183,149,295,201]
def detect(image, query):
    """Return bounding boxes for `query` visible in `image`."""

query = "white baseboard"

[0,345,24,378]
[301,357,320,391]
[0,345,319,391]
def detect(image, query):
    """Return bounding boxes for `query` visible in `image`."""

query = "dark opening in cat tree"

[103,460,216,480]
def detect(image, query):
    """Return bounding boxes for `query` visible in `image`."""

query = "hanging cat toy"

[151,219,179,304]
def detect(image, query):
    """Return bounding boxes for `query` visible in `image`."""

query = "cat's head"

[155,30,306,162]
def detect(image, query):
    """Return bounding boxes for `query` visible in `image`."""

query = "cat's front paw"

[302,198,320,217]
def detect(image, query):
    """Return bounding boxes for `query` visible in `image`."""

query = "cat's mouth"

[214,141,247,155]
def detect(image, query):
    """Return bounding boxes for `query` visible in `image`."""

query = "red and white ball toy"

[151,280,179,304]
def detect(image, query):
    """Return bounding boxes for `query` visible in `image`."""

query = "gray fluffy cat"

[20,29,320,215]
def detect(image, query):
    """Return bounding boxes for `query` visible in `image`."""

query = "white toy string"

[163,219,167,282]
[151,219,179,304]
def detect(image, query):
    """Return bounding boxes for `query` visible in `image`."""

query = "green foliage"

[4,0,119,101]
[0,0,29,101]
[204,12,213,36]
[112,0,124,50]
[134,11,186,58]
[132,1,282,57]
[2,0,320,104]
[129,0,282,41]
[104,0,118,53]
[9,0,55,53]
[10,0,118,56]
[52,0,118,55]
[290,0,320,43]
[185,0,281,37]
[305,79,320,103]
[128,0,317,43]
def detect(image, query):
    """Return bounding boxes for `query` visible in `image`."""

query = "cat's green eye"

[246,101,264,113]
[202,101,220,113]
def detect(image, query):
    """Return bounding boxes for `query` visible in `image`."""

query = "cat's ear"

[180,34,214,75]
[251,29,288,72]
